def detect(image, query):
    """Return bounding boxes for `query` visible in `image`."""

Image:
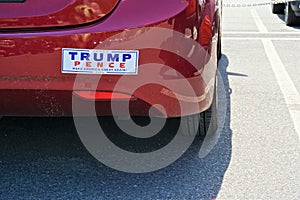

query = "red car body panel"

[0,0,119,29]
[0,0,221,117]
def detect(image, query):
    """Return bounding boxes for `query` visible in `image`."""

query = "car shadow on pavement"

[0,55,233,199]
[276,14,300,29]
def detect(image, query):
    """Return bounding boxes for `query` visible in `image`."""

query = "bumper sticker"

[62,48,139,75]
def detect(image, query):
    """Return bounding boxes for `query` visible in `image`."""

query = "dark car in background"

[271,0,300,26]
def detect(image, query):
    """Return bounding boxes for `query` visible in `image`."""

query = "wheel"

[180,75,218,137]
[217,29,222,60]
[271,3,285,14]
[285,2,300,26]
[217,2,222,60]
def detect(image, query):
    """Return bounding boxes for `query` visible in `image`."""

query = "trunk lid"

[0,0,119,30]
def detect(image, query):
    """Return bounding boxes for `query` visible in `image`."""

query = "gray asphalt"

[1,2,300,200]
[0,116,232,199]
[218,3,300,199]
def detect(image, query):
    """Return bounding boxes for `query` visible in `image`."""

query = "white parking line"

[250,9,268,33]
[249,8,300,141]
[223,32,300,35]
[262,40,300,141]
[223,37,300,40]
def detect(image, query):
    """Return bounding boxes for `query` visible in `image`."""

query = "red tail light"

[74,91,136,101]
[199,14,212,46]
[185,0,197,16]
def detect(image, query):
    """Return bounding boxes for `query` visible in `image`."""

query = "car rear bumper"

[0,71,215,117]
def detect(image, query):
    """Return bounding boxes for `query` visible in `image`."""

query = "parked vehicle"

[271,0,300,26]
[0,0,222,136]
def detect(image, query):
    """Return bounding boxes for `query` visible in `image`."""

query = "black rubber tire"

[180,75,218,137]
[285,2,300,26]
[217,30,222,60]
[217,4,222,61]
[271,3,285,14]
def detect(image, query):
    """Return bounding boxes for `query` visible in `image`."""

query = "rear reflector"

[74,91,135,101]
[185,0,196,16]
[199,15,212,46]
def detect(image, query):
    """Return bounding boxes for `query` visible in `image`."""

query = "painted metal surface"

[0,0,119,29]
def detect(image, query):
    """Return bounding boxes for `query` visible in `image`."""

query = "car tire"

[271,3,285,14]
[285,2,300,26]
[217,27,222,60]
[180,75,218,137]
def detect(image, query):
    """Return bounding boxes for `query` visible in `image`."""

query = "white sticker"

[62,48,139,75]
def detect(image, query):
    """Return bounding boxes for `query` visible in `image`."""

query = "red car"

[0,0,222,136]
